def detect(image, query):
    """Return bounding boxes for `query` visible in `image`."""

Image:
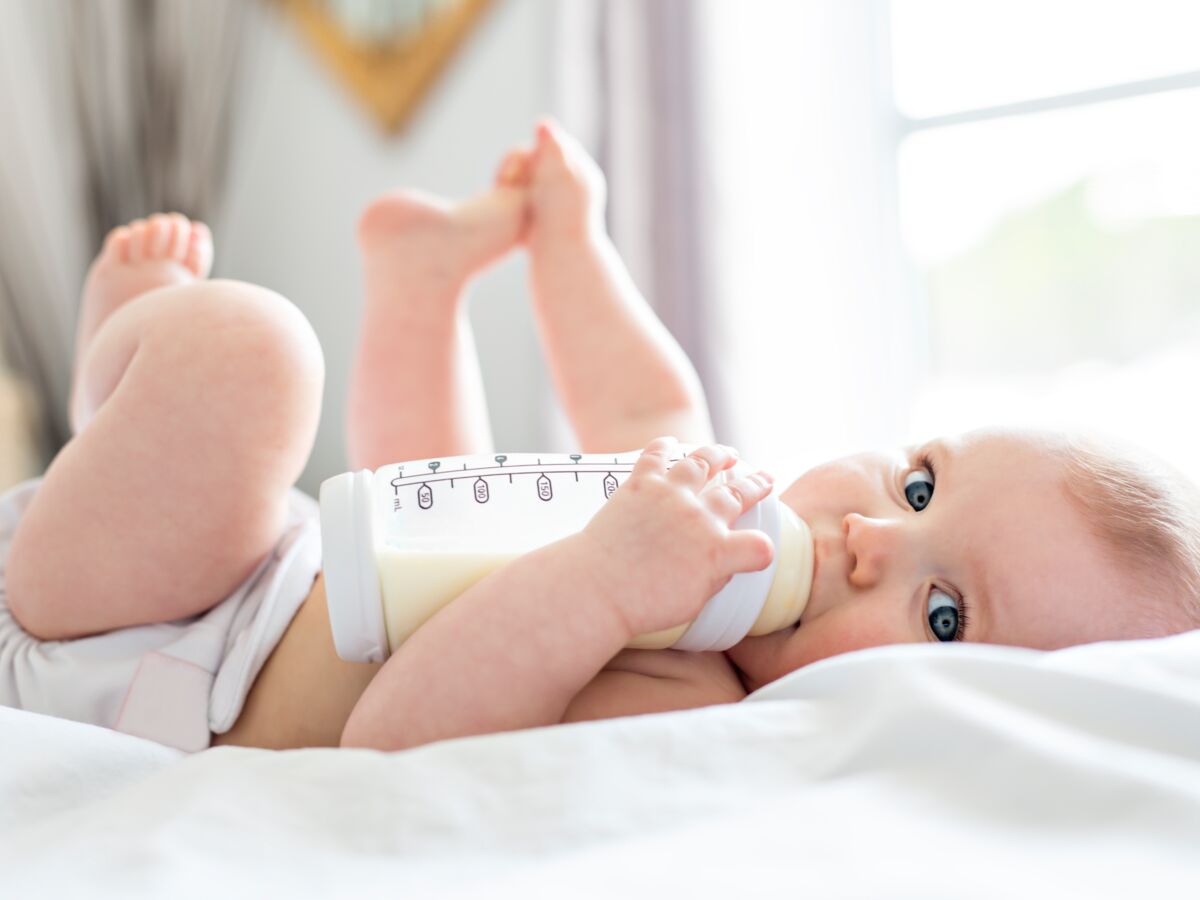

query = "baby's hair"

[1053,430,1200,636]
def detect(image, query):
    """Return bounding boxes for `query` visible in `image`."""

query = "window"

[891,1,1200,475]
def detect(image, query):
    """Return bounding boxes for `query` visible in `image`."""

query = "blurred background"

[1,0,1199,498]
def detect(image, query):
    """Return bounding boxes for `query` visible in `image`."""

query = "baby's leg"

[347,187,526,471]
[506,121,714,452]
[6,215,324,641]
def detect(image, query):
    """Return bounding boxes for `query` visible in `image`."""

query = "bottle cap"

[319,470,389,663]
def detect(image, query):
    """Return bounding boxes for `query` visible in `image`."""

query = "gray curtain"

[0,0,251,462]
[554,0,732,442]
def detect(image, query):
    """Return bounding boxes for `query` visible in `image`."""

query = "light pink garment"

[0,478,321,752]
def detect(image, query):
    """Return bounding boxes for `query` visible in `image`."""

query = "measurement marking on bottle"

[388,453,682,485]
[384,453,684,511]
[391,465,636,486]
[604,473,618,498]
[389,468,637,509]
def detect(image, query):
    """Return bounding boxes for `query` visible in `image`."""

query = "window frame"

[882,0,1200,384]
[896,68,1200,137]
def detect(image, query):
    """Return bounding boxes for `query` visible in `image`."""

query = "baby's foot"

[514,118,607,247]
[78,213,213,358]
[357,186,526,296]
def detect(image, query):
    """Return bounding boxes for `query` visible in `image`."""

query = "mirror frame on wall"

[275,0,495,133]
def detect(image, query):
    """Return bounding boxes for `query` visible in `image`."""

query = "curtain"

[0,0,252,463]
[554,1,916,474]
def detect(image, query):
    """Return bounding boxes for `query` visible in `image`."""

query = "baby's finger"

[703,470,774,523]
[722,529,775,575]
[631,436,679,477]
[667,444,739,491]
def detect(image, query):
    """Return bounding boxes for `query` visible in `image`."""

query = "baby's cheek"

[792,613,908,668]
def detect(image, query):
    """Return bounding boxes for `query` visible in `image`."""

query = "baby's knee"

[173,280,322,370]
[145,280,325,397]
[115,281,327,458]
[80,279,324,418]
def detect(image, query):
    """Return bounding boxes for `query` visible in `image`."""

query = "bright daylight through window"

[890,1,1200,471]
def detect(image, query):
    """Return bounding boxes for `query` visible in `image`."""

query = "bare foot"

[518,118,607,247]
[77,212,213,361]
[357,186,527,295]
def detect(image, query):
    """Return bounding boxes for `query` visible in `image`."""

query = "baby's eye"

[904,468,934,511]
[927,590,960,642]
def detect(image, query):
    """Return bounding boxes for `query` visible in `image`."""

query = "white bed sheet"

[3,630,1200,898]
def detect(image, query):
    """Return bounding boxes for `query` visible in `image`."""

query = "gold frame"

[276,0,495,133]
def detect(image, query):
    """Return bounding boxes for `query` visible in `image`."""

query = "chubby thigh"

[214,574,382,749]
[5,281,325,642]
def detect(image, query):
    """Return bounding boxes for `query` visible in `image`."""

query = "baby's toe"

[165,212,191,262]
[184,221,214,278]
[534,119,570,167]
[145,213,176,259]
[495,147,534,187]
[124,219,149,263]
[102,225,132,265]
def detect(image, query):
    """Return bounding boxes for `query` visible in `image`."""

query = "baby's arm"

[339,440,774,751]
[339,531,628,750]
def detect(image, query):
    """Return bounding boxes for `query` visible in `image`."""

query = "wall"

[219,0,557,495]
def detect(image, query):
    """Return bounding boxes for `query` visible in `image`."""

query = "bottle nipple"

[746,503,813,636]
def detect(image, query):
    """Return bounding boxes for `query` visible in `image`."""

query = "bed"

[3,630,1199,897]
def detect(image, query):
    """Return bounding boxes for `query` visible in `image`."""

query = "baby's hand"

[579,437,776,641]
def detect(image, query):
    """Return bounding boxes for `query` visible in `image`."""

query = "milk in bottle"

[319,450,814,663]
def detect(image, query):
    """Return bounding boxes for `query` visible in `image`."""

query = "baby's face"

[728,428,1143,691]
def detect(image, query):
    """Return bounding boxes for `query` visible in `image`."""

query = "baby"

[2,121,1199,753]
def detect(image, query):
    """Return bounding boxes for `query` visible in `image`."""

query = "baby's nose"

[842,512,901,589]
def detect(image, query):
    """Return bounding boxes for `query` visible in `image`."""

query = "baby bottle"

[319,450,815,663]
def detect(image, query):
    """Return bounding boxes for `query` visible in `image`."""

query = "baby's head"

[728,426,1200,690]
